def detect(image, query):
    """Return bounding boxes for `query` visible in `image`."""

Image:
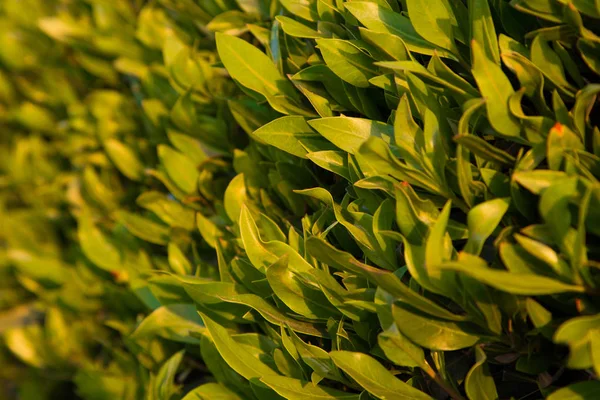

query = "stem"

[422,361,466,400]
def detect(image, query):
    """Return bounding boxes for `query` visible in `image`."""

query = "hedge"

[1,0,600,398]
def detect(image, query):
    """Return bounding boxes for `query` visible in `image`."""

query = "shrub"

[1,0,600,398]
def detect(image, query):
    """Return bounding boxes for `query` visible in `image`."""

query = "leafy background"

[1,0,600,399]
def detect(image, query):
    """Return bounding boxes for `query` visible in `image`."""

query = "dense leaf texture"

[1,0,599,399]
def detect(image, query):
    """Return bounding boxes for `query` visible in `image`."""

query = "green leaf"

[137,191,195,230]
[458,254,503,335]
[224,173,248,223]
[4,325,47,368]
[158,145,198,194]
[207,11,252,36]
[115,210,170,245]
[358,136,447,196]
[306,236,469,322]
[404,72,451,175]
[378,60,476,102]
[216,32,298,101]
[182,383,243,400]
[330,351,432,399]
[500,49,549,117]
[311,269,374,321]
[253,116,335,158]
[267,255,338,319]
[539,177,578,258]
[531,36,576,96]
[578,39,600,77]
[456,98,485,208]
[377,330,425,368]
[82,166,118,210]
[280,0,319,22]
[239,205,313,274]
[359,29,411,62]
[315,39,377,88]
[260,375,361,400]
[153,350,185,400]
[306,151,350,180]
[277,16,324,38]
[468,0,499,64]
[513,170,569,194]
[592,330,600,377]
[546,123,584,170]
[463,198,510,256]
[285,328,344,383]
[547,381,600,400]
[7,251,68,286]
[513,233,572,281]
[471,40,521,138]
[392,98,421,164]
[78,212,122,272]
[308,116,393,154]
[291,80,335,118]
[297,187,395,269]
[229,98,281,135]
[424,201,457,297]
[392,302,481,351]
[182,278,326,337]
[168,130,207,164]
[146,169,189,202]
[196,212,220,249]
[430,54,480,98]
[0,304,42,335]
[168,242,192,275]
[345,2,455,59]
[573,84,600,138]
[131,304,205,344]
[199,312,279,380]
[508,88,553,144]
[406,0,456,52]
[453,134,516,166]
[526,298,552,330]
[372,199,398,269]
[439,259,585,295]
[272,347,305,380]
[554,314,600,369]
[171,92,199,134]
[104,139,144,181]
[465,346,498,400]
[480,169,510,198]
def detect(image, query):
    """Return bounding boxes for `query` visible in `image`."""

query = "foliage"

[1,0,600,399]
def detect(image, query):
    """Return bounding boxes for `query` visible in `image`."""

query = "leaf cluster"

[1,0,600,399]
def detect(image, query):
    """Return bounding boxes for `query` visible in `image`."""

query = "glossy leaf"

[200,312,279,379]
[308,117,393,155]
[465,346,498,400]
[330,351,432,399]
[440,259,585,295]
[253,116,335,158]
[471,40,521,137]
[316,39,377,88]
[392,302,481,351]
[260,375,361,400]
[406,0,457,53]
[463,198,510,256]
